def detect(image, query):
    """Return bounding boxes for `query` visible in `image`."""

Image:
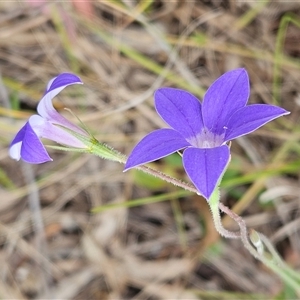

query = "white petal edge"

[9,142,22,161]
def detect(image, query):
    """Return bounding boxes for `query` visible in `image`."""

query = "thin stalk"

[219,203,300,293]
[209,189,240,239]
[54,141,201,195]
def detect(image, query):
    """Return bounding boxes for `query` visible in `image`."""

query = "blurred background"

[0,1,300,299]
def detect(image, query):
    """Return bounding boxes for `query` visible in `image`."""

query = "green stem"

[209,189,240,239]
[50,132,202,194]
[90,139,203,195]
[259,232,300,283]
[219,203,300,293]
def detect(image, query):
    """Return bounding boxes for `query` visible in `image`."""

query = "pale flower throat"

[187,127,225,148]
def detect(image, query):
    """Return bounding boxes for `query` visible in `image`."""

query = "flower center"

[187,127,225,148]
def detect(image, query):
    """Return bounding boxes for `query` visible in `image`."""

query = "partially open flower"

[9,73,87,164]
[125,69,290,200]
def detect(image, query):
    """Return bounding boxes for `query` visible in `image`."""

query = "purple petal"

[182,145,230,200]
[9,121,52,164]
[202,68,249,136]
[124,128,190,170]
[29,115,86,148]
[9,122,28,161]
[37,73,85,134]
[45,73,82,95]
[224,104,290,141]
[154,88,204,140]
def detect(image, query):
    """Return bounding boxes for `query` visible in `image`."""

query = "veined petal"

[9,121,52,164]
[124,128,190,170]
[29,115,86,148]
[37,73,85,134]
[202,68,249,136]
[154,88,204,140]
[224,104,290,141]
[182,145,230,200]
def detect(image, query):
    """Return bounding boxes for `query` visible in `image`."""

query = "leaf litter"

[0,1,299,299]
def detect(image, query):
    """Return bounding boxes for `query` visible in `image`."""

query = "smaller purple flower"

[124,69,289,200]
[9,73,87,164]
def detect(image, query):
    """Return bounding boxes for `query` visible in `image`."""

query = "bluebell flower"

[9,73,87,164]
[125,69,289,200]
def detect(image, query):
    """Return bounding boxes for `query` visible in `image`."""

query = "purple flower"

[125,69,289,200]
[9,73,87,164]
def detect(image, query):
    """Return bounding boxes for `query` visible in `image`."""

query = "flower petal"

[9,141,22,161]
[29,115,86,148]
[224,104,290,141]
[154,88,204,140]
[10,121,52,164]
[37,73,85,134]
[202,68,249,135]
[124,128,190,170]
[45,73,82,96]
[182,145,230,200]
[9,122,28,161]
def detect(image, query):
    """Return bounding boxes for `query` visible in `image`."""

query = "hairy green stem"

[219,203,300,293]
[208,189,240,239]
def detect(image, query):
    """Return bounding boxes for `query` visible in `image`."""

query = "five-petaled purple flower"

[9,73,87,164]
[125,68,289,200]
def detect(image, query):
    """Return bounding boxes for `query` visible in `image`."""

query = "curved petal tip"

[46,73,82,93]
